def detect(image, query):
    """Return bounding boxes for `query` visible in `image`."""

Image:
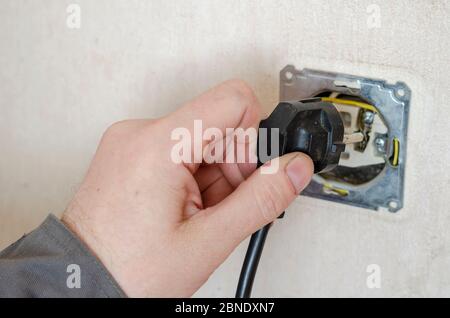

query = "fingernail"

[286,154,313,194]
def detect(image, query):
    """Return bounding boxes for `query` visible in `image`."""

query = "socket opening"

[312,91,390,193]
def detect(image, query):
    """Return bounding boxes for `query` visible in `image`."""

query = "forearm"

[0,214,125,298]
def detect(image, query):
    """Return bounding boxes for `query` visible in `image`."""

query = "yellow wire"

[321,97,378,113]
[391,138,399,166]
[323,183,349,196]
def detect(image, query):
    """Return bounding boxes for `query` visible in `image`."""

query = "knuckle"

[103,119,155,140]
[225,79,256,102]
[104,120,132,137]
[100,121,137,149]
[222,79,261,118]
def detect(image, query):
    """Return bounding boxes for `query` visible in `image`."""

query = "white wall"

[1,0,449,297]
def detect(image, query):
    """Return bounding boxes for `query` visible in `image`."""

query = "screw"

[374,137,385,152]
[363,111,375,124]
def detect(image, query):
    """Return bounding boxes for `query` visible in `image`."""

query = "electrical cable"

[321,97,378,113]
[235,223,272,298]
[391,138,400,166]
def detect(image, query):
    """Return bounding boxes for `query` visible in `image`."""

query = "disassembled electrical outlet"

[235,67,411,298]
[279,66,410,212]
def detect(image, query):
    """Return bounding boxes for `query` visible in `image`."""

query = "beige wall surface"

[1,0,449,297]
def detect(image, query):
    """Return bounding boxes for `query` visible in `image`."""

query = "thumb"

[202,152,314,244]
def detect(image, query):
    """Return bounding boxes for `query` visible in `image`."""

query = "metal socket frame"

[280,66,410,212]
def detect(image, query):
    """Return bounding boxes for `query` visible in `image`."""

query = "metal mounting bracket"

[280,66,410,212]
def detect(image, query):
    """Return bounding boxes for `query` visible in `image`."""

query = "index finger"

[168,79,262,139]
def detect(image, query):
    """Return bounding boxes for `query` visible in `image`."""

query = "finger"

[195,153,314,245]
[195,164,224,192]
[163,80,261,174]
[169,79,262,137]
[201,176,234,208]
[195,130,257,190]
[194,164,243,207]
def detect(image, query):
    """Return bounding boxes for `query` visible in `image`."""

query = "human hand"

[62,80,314,297]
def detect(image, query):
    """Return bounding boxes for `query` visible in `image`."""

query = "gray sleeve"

[0,214,126,298]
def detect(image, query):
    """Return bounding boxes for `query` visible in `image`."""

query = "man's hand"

[62,80,314,297]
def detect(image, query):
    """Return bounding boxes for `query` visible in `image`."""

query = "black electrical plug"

[236,99,356,298]
[258,98,347,173]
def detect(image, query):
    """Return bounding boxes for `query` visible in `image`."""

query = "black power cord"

[235,223,272,298]
[235,99,346,298]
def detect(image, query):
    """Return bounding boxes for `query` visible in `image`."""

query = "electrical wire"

[323,182,349,196]
[391,138,400,166]
[321,97,378,113]
[235,223,272,298]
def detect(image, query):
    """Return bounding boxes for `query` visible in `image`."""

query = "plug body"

[258,99,345,173]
